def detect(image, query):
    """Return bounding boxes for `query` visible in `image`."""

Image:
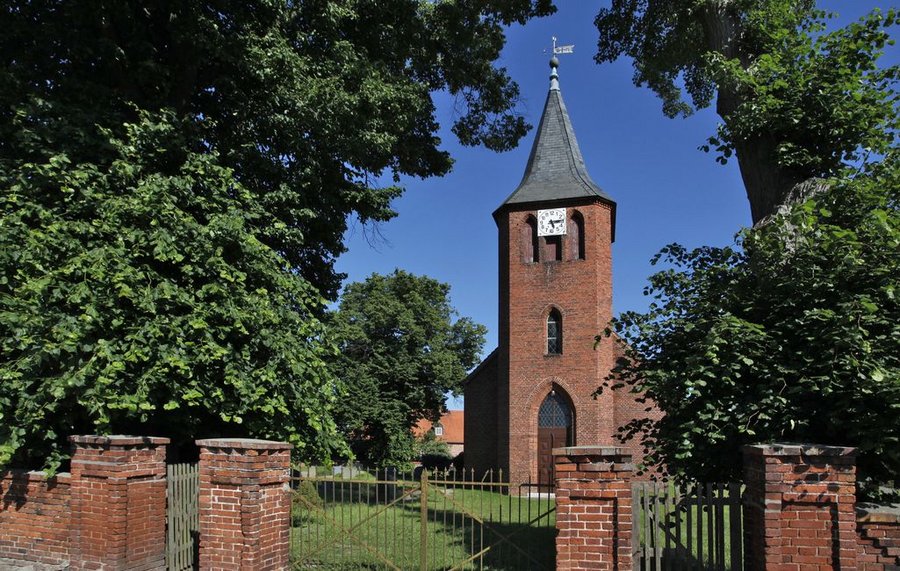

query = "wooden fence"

[166,462,200,571]
[632,481,743,571]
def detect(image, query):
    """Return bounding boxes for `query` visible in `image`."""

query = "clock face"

[537,208,567,236]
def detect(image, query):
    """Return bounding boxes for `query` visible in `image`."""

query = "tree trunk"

[731,135,805,225]
[700,1,805,225]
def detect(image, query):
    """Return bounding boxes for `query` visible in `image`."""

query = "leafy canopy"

[600,155,900,494]
[0,0,552,469]
[595,0,898,222]
[329,270,485,467]
[0,112,343,469]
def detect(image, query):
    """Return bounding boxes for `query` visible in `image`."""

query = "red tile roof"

[414,410,464,444]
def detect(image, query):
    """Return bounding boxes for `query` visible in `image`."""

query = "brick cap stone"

[69,435,170,446]
[552,445,627,457]
[0,469,71,482]
[196,438,293,450]
[857,502,900,524]
[742,443,856,457]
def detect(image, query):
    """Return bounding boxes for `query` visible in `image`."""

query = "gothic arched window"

[547,309,562,355]
[568,211,585,260]
[538,391,573,428]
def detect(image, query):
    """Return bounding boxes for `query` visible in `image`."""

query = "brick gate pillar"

[196,439,293,570]
[743,443,858,571]
[69,435,169,570]
[554,446,633,571]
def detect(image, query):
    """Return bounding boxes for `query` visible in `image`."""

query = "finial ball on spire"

[550,55,560,68]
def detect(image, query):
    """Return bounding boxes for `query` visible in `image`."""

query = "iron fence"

[291,467,556,570]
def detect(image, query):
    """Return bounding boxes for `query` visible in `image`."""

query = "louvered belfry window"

[538,392,572,428]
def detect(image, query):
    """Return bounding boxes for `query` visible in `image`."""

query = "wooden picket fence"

[166,462,200,571]
[632,481,743,571]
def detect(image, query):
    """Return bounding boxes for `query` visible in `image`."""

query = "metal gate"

[166,462,200,571]
[291,467,556,570]
[632,481,743,570]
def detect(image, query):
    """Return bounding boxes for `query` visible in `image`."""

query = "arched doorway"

[537,388,574,486]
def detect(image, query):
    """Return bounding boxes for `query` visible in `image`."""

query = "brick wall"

[0,470,71,564]
[0,435,168,570]
[197,438,292,570]
[499,200,618,486]
[463,350,499,476]
[69,435,169,571]
[857,504,900,570]
[554,445,633,571]
[743,443,859,571]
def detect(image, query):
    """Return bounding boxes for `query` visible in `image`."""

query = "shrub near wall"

[0,470,71,565]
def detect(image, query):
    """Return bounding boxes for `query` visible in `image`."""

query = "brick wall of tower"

[498,200,617,487]
[496,213,512,478]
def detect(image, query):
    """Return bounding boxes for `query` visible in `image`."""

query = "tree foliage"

[600,156,900,495]
[0,0,552,469]
[595,0,898,223]
[0,112,345,469]
[329,271,485,467]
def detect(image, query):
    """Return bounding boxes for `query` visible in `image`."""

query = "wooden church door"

[537,391,573,487]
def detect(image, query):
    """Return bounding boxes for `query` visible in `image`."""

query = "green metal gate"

[291,467,556,570]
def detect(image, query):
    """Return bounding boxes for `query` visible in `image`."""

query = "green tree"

[599,155,900,495]
[0,112,344,469]
[595,1,898,223]
[329,271,486,467]
[0,0,552,469]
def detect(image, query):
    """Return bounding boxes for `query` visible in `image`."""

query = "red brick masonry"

[743,443,858,571]
[857,503,900,570]
[69,435,169,571]
[554,446,633,571]
[0,470,71,565]
[196,438,293,571]
[1,436,897,570]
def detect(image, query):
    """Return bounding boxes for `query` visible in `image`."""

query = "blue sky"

[333,1,898,408]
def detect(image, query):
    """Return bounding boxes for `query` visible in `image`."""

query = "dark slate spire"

[498,58,614,208]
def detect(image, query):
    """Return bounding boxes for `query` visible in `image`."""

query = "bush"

[420,453,453,471]
[292,479,324,526]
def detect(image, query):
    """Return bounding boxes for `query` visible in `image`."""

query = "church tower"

[464,58,622,487]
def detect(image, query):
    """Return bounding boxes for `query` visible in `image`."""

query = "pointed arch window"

[537,388,574,485]
[538,391,572,429]
[568,211,585,260]
[522,216,539,263]
[547,309,562,355]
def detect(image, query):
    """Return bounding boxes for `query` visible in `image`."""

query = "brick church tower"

[464,58,631,488]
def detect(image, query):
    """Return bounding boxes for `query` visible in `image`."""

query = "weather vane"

[551,36,574,56]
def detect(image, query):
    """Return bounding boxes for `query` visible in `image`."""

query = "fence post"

[554,445,633,571]
[196,438,293,570]
[420,468,428,571]
[742,443,858,571]
[69,435,169,570]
